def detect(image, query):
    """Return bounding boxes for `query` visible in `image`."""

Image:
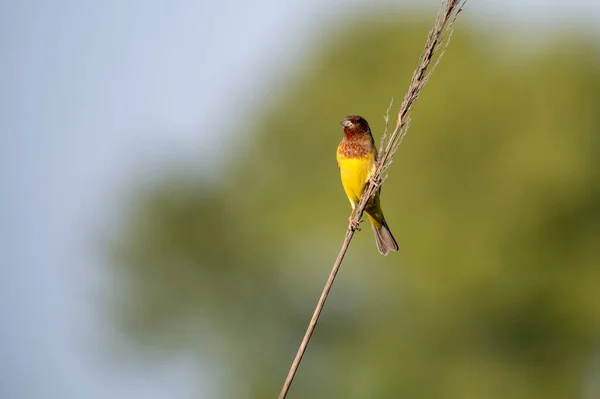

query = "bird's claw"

[349,217,362,231]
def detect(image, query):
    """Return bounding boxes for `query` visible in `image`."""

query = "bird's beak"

[340,119,352,128]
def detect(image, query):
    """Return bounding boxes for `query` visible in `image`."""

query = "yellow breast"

[336,148,376,206]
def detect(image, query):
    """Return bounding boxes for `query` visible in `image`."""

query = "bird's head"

[340,115,371,136]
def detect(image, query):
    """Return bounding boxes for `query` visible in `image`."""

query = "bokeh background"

[3,1,600,398]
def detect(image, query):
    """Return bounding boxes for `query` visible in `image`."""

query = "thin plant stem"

[277,1,467,398]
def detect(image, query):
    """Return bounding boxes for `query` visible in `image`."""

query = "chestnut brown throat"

[338,115,376,159]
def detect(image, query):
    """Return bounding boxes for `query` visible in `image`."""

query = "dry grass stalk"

[278,1,467,398]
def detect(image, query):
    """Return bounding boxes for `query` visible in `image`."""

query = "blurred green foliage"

[110,17,600,399]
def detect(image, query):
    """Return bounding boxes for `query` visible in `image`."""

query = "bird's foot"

[349,216,362,231]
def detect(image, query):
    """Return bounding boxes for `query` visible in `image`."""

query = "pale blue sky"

[2,1,599,398]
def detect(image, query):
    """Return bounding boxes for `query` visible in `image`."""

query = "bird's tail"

[370,217,399,256]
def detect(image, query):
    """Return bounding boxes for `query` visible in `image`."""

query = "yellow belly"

[336,151,376,208]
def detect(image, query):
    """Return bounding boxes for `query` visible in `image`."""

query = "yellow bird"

[336,115,399,255]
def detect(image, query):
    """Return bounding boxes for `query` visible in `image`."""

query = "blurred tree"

[110,17,600,399]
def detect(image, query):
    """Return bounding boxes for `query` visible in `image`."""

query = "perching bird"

[336,115,399,255]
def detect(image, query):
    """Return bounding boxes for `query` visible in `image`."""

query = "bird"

[336,115,399,255]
